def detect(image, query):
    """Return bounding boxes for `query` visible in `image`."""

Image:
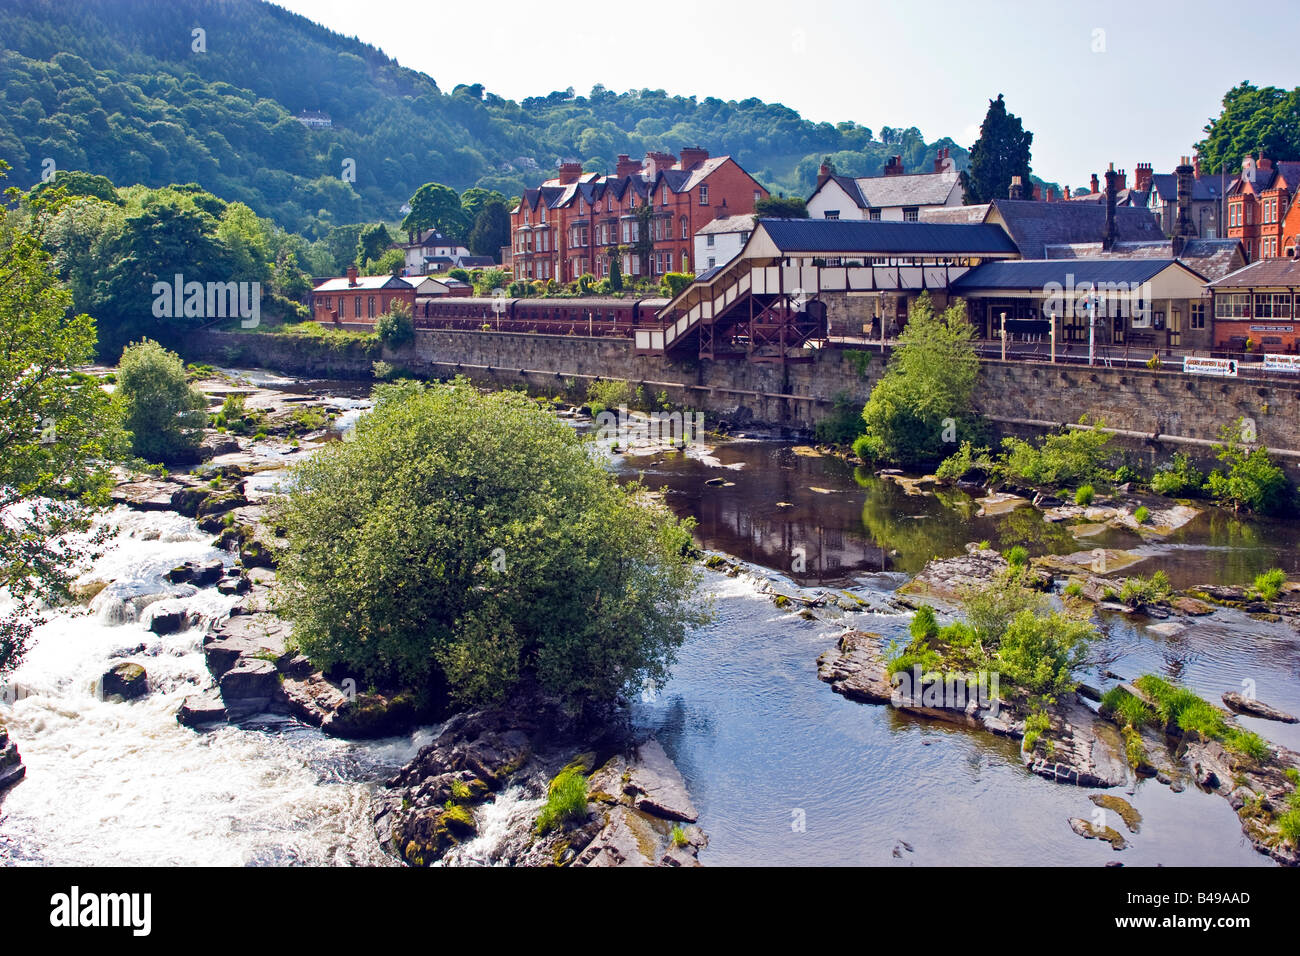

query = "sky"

[274,0,1300,189]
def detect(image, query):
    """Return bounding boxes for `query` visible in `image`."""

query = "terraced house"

[509,148,768,284]
[1225,154,1300,261]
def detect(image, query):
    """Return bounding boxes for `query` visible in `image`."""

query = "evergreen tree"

[467,201,510,258]
[961,94,1034,205]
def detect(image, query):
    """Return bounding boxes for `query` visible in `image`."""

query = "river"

[1,374,1296,866]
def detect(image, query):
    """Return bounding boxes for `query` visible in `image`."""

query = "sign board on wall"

[1183,356,1238,377]
[1263,354,1300,372]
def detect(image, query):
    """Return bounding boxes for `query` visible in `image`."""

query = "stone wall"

[192,329,1300,475]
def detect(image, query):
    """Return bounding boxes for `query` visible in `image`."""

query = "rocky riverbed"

[58,369,710,866]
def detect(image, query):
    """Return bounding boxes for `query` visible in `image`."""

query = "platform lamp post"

[1000,311,1007,362]
[1050,310,1057,364]
[1087,293,1097,367]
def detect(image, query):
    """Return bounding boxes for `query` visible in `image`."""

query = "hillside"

[0,0,1027,237]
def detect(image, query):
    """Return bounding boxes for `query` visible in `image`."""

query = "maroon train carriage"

[413,296,670,337]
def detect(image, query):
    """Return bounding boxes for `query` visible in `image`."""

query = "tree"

[113,339,208,462]
[467,200,510,258]
[355,223,394,270]
[852,293,980,466]
[367,247,405,275]
[961,94,1033,205]
[272,379,708,710]
[460,187,507,223]
[608,256,623,292]
[1198,83,1300,176]
[754,196,807,218]
[402,182,468,240]
[0,167,125,674]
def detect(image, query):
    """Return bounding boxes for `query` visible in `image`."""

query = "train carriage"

[413,296,669,338]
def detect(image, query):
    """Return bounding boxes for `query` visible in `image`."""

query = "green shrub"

[1205,420,1291,515]
[1150,453,1204,497]
[1023,711,1050,751]
[909,604,939,642]
[114,339,208,462]
[375,300,415,348]
[1253,568,1287,602]
[586,378,633,417]
[1222,728,1270,763]
[993,609,1097,706]
[1063,579,1084,598]
[995,418,1113,487]
[670,824,690,848]
[1074,484,1095,506]
[1005,545,1029,567]
[936,441,993,482]
[1118,570,1171,607]
[273,379,707,708]
[814,392,867,447]
[535,768,589,834]
[1133,505,1149,524]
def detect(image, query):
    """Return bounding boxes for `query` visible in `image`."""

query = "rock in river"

[100,662,149,701]
[1222,692,1298,723]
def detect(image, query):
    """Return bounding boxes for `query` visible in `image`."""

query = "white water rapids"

[0,507,425,866]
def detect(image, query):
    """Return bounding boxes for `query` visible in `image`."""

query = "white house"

[693,214,756,273]
[806,151,963,222]
[401,229,484,274]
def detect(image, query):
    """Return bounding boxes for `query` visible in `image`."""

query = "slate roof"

[920,204,991,224]
[1042,238,1245,282]
[698,214,756,235]
[1147,173,1227,203]
[819,171,959,210]
[312,275,414,292]
[951,258,1199,291]
[1209,257,1300,288]
[757,218,1019,255]
[988,199,1165,258]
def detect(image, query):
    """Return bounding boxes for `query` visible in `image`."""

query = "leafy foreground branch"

[271,377,710,717]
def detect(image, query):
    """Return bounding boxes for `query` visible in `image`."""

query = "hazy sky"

[274,0,1299,189]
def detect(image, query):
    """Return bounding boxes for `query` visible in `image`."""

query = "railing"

[829,335,1300,383]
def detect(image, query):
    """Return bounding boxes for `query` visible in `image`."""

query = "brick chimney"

[932,147,951,173]
[817,161,834,189]
[1064,185,1072,200]
[1173,155,1196,256]
[1032,184,1042,201]
[883,155,904,176]
[1134,162,1153,192]
[1090,173,1100,195]
[346,264,358,287]
[1258,154,1274,174]
[679,146,709,170]
[615,154,641,178]
[1103,163,1119,251]
[558,161,583,185]
[645,151,678,177]
[1047,187,1056,202]
[1192,153,1203,178]
[1008,175,1024,200]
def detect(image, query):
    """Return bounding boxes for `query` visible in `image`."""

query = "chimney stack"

[1134,162,1153,193]
[817,161,834,189]
[1090,173,1100,195]
[1064,185,1072,200]
[932,147,951,173]
[346,264,358,287]
[615,154,641,178]
[1103,163,1119,251]
[679,146,709,170]
[557,161,583,185]
[883,155,904,176]
[1173,155,1196,256]
[1032,184,1042,201]
[1047,187,1056,202]
[1008,175,1024,200]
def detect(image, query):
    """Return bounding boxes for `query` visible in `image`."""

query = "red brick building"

[510,148,768,284]
[311,266,417,324]
[1226,155,1300,261]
